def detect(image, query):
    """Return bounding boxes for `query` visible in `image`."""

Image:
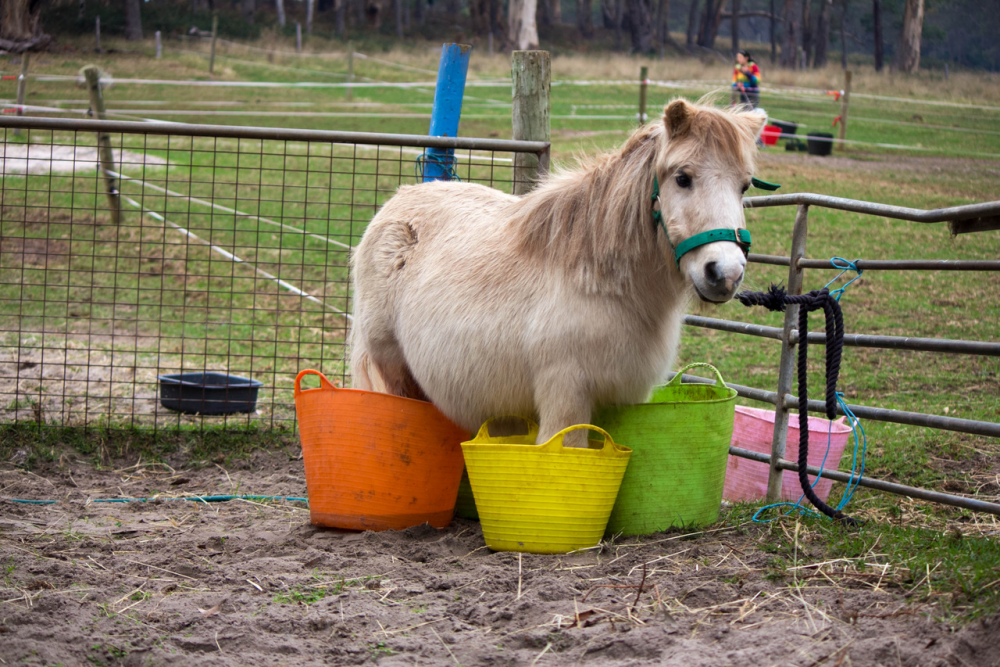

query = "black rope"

[737,284,860,526]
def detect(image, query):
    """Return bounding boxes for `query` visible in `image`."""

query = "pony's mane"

[509,103,760,294]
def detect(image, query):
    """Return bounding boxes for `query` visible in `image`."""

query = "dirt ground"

[1,451,998,667]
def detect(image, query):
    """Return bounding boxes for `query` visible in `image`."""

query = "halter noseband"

[651,175,780,268]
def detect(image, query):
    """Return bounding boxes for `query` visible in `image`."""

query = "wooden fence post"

[209,14,218,73]
[155,30,162,59]
[346,46,354,101]
[838,70,852,143]
[296,22,302,52]
[13,53,29,137]
[511,50,550,195]
[95,16,101,52]
[638,65,648,124]
[83,66,120,225]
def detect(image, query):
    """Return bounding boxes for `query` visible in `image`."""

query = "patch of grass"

[720,504,1000,623]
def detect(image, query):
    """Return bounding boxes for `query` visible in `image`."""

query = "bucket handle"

[474,415,539,441]
[545,424,626,454]
[668,362,728,388]
[295,369,337,396]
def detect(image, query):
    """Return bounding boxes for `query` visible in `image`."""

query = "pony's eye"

[675,173,692,189]
[741,183,750,194]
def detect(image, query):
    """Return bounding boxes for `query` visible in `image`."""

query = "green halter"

[651,175,780,267]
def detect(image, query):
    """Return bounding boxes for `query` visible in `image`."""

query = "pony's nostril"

[704,261,722,286]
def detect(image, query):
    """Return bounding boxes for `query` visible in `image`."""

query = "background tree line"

[13,0,1000,71]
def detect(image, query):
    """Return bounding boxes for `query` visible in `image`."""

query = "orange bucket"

[294,370,468,531]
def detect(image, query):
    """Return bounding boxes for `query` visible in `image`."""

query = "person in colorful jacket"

[732,50,761,108]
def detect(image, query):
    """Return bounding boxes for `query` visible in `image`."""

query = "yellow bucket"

[461,419,632,554]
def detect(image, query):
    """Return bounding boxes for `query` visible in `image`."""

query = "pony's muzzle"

[690,251,746,303]
[704,261,745,294]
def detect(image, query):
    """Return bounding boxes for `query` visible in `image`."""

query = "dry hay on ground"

[1,452,998,666]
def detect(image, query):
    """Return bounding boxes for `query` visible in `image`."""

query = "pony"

[350,98,766,445]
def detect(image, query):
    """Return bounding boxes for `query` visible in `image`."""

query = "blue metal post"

[422,43,471,182]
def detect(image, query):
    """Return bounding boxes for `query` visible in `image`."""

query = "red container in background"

[761,125,782,146]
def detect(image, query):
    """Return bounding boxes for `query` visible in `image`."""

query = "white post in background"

[296,22,302,51]
[155,30,162,58]
[306,0,315,35]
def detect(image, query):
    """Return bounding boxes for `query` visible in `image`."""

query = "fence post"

[638,65,648,124]
[346,46,354,101]
[209,14,218,74]
[307,0,314,35]
[155,30,162,59]
[423,43,472,182]
[511,50,551,195]
[296,22,302,52]
[838,70,852,143]
[95,16,101,52]
[765,204,809,502]
[13,53,29,137]
[83,66,120,225]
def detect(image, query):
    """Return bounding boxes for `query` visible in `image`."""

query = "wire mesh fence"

[0,118,548,433]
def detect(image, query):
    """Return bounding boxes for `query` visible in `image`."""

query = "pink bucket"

[724,406,852,503]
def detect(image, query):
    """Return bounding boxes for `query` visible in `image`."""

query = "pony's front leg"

[534,371,591,448]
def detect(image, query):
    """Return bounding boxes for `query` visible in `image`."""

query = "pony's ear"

[663,99,695,140]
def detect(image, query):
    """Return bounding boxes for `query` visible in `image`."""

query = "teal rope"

[823,257,863,302]
[6,494,308,505]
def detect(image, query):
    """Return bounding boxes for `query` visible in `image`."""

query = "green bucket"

[593,363,737,537]
[455,469,479,520]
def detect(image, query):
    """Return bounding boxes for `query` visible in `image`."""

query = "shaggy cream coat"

[350,99,765,444]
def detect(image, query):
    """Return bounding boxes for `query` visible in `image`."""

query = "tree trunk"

[241,0,255,23]
[552,0,561,23]
[697,0,726,48]
[334,0,345,34]
[770,0,776,62]
[125,0,143,39]
[730,0,739,54]
[872,0,883,72]
[780,0,797,67]
[800,0,811,66]
[686,0,699,51]
[415,0,424,25]
[697,0,713,46]
[894,0,923,73]
[839,0,847,68]
[276,0,286,26]
[627,0,653,52]
[577,0,594,37]
[395,0,403,36]
[511,0,540,49]
[813,0,831,68]
[538,0,552,27]
[614,0,623,50]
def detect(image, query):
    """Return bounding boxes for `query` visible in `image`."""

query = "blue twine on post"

[414,151,462,182]
[823,257,863,302]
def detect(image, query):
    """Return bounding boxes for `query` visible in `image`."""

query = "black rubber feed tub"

[806,133,834,156]
[771,120,798,137]
[158,372,263,414]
